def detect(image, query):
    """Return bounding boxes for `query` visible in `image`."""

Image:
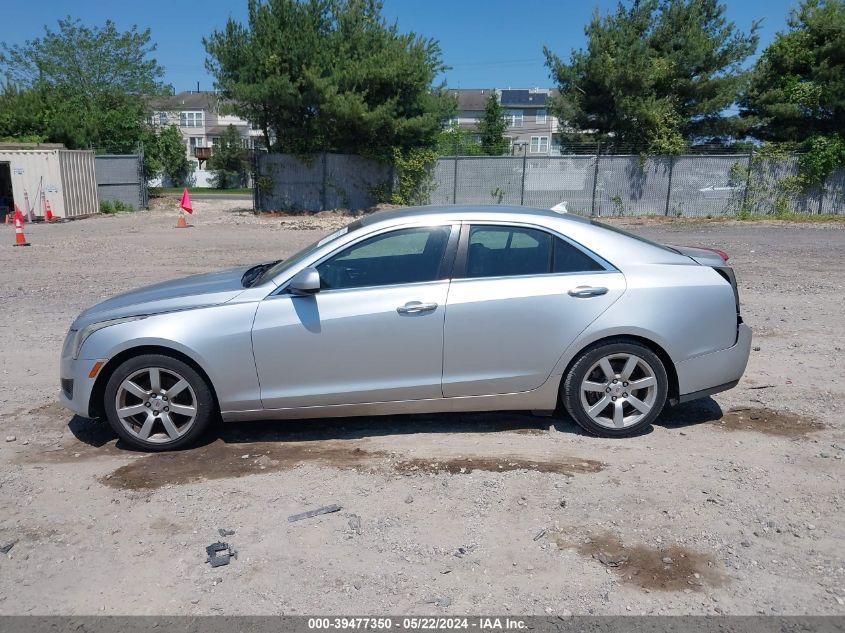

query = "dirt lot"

[0,198,843,616]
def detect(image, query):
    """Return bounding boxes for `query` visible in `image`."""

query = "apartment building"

[148,91,265,185]
[446,88,560,155]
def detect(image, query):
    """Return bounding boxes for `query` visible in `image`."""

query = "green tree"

[544,0,759,152]
[435,124,482,156]
[203,0,452,157]
[207,125,250,188]
[0,83,49,143]
[478,93,508,155]
[0,17,168,151]
[741,0,845,143]
[144,125,192,185]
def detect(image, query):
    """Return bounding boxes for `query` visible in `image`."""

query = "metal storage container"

[0,147,99,220]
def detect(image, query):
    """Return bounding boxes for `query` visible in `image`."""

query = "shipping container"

[0,147,99,220]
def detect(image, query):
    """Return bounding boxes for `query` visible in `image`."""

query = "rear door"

[442,223,625,397]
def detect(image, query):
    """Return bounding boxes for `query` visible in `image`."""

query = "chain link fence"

[93,153,148,210]
[254,151,844,216]
[256,153,392,212]
[432,153,844,216]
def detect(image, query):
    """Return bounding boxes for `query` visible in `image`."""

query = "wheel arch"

[88,345,220,418]
[557,334,679,404]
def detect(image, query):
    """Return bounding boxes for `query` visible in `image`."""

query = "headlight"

[70,316,147,360]
[61,329,77,358]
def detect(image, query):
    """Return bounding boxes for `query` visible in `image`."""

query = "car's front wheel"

[561,340,668,437]
[103,354,216,451]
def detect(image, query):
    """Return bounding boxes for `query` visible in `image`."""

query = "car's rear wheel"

[562,340,668,437]
[103,354,215,451]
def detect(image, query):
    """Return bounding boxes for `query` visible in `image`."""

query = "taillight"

[712,248,729,262]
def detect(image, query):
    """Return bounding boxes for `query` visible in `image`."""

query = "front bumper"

[675,323,752,401]
[59,355,107,418]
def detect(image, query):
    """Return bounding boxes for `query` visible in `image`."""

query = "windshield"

[590,219,681,254]
[252,221,361,286]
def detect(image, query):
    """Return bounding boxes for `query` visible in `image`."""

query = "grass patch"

[602,212,845,224]
[733,211,845,222]
[99,199,135,214]
[151,187,252,196]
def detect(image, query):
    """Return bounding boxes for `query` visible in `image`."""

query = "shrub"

[99,199,134,213]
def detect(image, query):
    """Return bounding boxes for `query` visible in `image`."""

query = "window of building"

[536,109,547,124]
[189,137,205,149]
[530,136,549,153]
[150,111,169,126]
[505,109,523,127]
[180,111,204,128]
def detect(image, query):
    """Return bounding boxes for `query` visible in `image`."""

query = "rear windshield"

[590,220,680,254]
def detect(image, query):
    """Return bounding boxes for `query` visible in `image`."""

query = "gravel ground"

[0,198,843,616]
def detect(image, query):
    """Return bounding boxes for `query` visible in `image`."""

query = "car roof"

[359,204,591,226]
[355,204,692,267]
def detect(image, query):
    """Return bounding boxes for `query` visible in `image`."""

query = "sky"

[1,0,799,93]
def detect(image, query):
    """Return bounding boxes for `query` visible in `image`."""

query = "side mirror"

[288,267,321,295]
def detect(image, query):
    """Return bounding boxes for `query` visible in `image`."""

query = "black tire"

[561,340,668,437]
[103,353,216,451]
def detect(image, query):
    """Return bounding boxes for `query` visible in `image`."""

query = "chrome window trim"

[455,220,617,278]
[270,221,460,297]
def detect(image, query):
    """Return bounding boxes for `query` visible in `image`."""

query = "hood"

[73,266,251,329]
[669,245,728,267]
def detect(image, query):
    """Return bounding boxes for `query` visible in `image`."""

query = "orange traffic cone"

[13,216,30,247]
[45,200,54,222]
[175,212,190,228]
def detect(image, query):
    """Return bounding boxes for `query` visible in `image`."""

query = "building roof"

[448,88,555,112]
[148,91,224,112]
[500,89,549,107]
[447,89,494,111]
[205,124,249,135]
[0,142,66,150]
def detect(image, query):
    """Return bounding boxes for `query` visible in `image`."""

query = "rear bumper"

[675,323,752,401]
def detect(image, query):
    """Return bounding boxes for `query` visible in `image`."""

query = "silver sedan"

[60,206,751,450]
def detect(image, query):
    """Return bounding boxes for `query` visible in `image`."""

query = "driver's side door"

[251,224,457,410]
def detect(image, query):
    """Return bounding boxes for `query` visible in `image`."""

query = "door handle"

[397,301,438,314]
[568,286,608,298]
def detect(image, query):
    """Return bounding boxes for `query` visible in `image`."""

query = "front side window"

[536,109,547,124]
[317,226,452,290]
[466,225,603,278]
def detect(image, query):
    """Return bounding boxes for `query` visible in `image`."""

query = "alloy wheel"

[579,352,658,429]
[114,366,198,444]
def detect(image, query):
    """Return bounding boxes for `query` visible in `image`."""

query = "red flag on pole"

[180,188,193,214]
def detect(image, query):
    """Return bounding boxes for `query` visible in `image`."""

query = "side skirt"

[222,378,561,422]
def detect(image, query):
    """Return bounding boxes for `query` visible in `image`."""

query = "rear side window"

[466,225,603,278]
[553,236,604,273]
